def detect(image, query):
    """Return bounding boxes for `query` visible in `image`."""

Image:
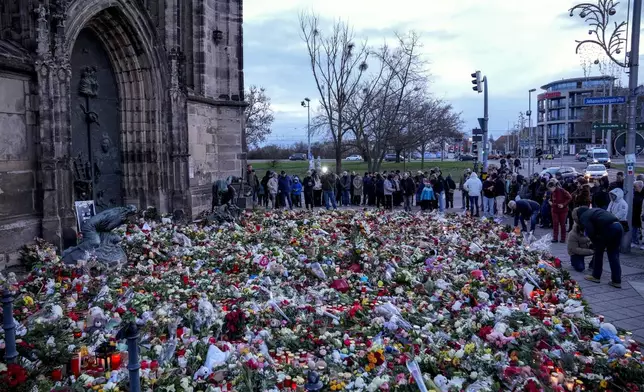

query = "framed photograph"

[74,201,96,231]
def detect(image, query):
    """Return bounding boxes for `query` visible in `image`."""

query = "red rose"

[478,325,494,339]
[1,364,28,387]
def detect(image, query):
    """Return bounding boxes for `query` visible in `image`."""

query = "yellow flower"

[464,343,475,355]
[365,364,373,372]
[23,296,34,306]
[600,380,608,389]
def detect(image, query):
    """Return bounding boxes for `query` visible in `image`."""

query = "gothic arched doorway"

[70,29,122,211]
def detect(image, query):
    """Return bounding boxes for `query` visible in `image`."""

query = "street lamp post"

[301,98,313,170]
[528,88,536,176]
[569,0,642,253]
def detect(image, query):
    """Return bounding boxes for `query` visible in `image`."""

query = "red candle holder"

[70,354,82,377]
[110,352,122,370]
[51,367,63,381]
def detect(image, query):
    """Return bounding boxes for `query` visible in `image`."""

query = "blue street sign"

[583,96,626,105]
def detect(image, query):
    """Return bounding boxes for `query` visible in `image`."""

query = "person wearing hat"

[508,199,540,232]
[574,207,623,288]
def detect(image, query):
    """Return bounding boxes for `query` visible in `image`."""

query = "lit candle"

[111,352,122,370]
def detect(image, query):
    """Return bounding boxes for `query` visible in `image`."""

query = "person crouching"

[567,223,594,272]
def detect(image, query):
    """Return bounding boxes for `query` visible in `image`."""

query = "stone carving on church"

[62,205,137,267]
[79,66,99,97]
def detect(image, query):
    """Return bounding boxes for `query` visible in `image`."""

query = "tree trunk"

[335,144,343,174]
[441,139,445,162]
[419,145,425,170]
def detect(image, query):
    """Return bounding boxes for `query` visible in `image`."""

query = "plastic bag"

[526,233,552,254]
[193,345,230,380]
[406,360,428,392]
[309,262,327,280]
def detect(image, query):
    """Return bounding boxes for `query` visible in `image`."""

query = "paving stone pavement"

[447,189,644,342]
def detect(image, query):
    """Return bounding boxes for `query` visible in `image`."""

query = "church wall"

[202,0,243,102]
[0,72,41,268]
[187,100,243,216]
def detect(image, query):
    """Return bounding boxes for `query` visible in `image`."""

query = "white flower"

[470,371,478,380]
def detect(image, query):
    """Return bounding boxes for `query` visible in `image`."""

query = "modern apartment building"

[536,76,615,155]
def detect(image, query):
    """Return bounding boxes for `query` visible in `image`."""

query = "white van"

[586,148,611,168]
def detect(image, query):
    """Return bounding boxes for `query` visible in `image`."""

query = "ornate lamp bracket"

[569,0,628,68]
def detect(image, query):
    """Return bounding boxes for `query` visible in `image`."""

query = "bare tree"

[300,12,370,173]
[244,85,275,149]
[344,32,426,171]
[411,97,464,168]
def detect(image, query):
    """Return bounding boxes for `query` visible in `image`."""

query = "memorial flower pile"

[1,210,643,392]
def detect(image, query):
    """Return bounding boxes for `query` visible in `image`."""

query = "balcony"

[547,114,566,121]
[548,101,566,109]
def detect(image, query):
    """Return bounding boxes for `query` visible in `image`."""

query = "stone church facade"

[0,0,245,267]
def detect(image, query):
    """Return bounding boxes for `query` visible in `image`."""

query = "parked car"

[540,166,580,180]
[544,154,554,160]
[583,164,608,181]
[410,152,422,160]
[345,155,362,161]
[458,154,476,161]
[575,149,587,161]
[384,153,398,162]
[289,153,307,161]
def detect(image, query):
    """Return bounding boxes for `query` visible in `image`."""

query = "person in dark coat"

[591,182,611,210]
[632,180,644,248]
[445,174,457,209]
[401,172,416,212]
[574,207,623,288]
[375,174,385,208]
[609,172,624,191]
[509,199,540,232]
[303,171,315,210]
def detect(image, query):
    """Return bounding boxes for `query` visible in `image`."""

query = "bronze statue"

[62,205,137,266]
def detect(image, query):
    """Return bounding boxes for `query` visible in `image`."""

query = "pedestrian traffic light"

[471,71,482,93]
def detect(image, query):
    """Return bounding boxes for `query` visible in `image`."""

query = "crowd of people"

[246,165,458,212]
[245,163,644,290]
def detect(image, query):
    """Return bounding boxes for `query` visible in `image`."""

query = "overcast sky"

[243,0,640,145]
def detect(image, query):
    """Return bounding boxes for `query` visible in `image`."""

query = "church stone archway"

[70,29,123,210]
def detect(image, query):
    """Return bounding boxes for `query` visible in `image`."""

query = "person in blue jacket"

[291,176,303,208]
[508,199,540,232]
[278,171,293,209]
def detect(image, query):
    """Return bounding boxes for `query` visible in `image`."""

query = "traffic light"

[472,143,478,155]
[471,71,482,93]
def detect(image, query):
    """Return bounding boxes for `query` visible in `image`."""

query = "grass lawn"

[250,160,476,180]
[609,162,643,172]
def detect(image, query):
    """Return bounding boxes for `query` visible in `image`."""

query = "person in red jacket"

[548,179,572,243]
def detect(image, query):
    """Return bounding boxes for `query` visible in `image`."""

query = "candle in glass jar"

[70,354,82,377]
[111,352,122,370]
